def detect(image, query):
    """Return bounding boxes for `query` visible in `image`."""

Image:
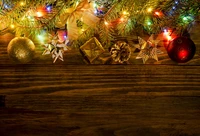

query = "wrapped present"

[80,37,105,64]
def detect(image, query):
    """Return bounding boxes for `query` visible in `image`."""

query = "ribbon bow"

[56,0,100,40]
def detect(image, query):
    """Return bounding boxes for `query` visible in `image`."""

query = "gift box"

[80,37,105,64]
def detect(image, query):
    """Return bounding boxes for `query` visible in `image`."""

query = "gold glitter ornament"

[7,37,35,63]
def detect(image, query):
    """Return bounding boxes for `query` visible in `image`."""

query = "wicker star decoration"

[43,35,69,63]
[136,35,162,64]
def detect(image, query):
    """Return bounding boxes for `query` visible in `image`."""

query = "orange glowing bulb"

[36,11,43,17]
[120,17,124,22]
[104,21,109,26]
[155,12,160,16]
[167,35,172,41]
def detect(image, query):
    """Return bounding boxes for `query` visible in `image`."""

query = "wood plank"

[0,24,200,135]
[0,64,200,136]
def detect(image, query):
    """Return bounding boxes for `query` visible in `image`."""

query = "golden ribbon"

[56,0,100,40]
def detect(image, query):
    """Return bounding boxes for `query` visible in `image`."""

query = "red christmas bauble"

[167,36,196,63]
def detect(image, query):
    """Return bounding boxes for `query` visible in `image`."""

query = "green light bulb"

[147,22,151,25]
[183,17,188,21]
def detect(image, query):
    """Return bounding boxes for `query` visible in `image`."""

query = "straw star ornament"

[136,35,162,64]
[43,35,69,63]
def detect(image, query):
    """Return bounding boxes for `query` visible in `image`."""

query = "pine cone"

[110,41,131,63]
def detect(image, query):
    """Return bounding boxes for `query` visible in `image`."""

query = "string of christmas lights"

[1,0,200,64]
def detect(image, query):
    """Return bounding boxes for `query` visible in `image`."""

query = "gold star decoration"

[43,35,69,63]
[136,34,162,64]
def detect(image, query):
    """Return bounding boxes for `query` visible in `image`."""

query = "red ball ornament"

[166,36,196,63]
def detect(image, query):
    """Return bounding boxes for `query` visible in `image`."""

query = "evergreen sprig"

[0,0,199,47]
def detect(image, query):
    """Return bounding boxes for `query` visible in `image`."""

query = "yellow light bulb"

[93,3,97,8]
[120,17,125,22]
[104,21,109,26]
[123,11,129,15]
[10,24,15,29]
[147,8,153,12]
[76,1,79,6]
[20,1,25,6]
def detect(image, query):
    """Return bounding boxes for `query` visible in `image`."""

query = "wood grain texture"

[0,23,200,136]
[1,64,200,136]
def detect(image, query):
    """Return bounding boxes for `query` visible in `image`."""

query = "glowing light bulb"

[4,5,9,9]
[147,8,153,12]
[46,6,51,12]
[20,1,25,6]
[123,11,129,15]
[183,17,188,21]
[76,1,79,6]
[104,21,109,26]
[94,10,98,14]
[37,35,43,40]
[37,34,45,44]
[167,35,172,41]
[81,29,85,32]
[57,30,67,42]
[10,24,15,29]
[147,21,151,25]
[163,29,172,41]
[164,29,167,33]
[155,12,160,16]
[93,3,97,8]
[120,17,125,22]
[182,16,193,23]
[36,11,43,17]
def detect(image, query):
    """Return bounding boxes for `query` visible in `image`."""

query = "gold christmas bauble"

[7,37,35,63]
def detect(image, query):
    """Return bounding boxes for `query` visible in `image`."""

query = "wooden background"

[0,22,200,136]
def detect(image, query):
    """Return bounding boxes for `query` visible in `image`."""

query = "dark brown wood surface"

[0,23,200,136]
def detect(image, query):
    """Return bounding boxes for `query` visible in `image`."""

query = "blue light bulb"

[46,6,51,12]
[4,4,9,9]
